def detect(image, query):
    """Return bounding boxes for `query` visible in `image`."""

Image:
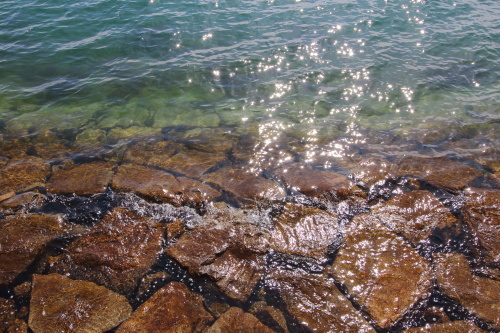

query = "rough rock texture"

[402,320,487,333]
[269,203,340,259]
[434,252,500,330]
[122,138,181,168]
[28,274,131,333]
[347,156,396,187]
[116,281,213,333]
[162,149,226,178]
[0,298,19,332]
[47,161,115,195]
[205,307,275,333]
[50,208,166,295]
[249,301,289,333]
[328,214,433,328]
[200,166,285,203]
[276,163,364,199]
[166,222,268,302]
[267,269,376,333]
[0,158,51,195]
[112,163,220,206]
[462,188,500,265]
[371,190,457,245]
[393,156,482,192]
[0,214,81,285]
[0,191,45,213]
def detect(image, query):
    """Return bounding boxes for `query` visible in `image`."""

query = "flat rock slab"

[116,281,213,333]
[393,156,482,192]
[162,149,226,178]
[112,163,220,206]
[269,203,340,259]
[403,320,487,332]
[122,138,181,168]
[267,268,376,333]
[200,166,285,203]
[0,214,81,285]
[50,208,166,295]
[371,190,457,245]
[462,188,500,265]
[47,161,115,195]
[205,307,274,333]
[275,163,364,199]
[434,252,500,330]
[327,214,433,328]
[0,158,51,195]
[29,273,131,333]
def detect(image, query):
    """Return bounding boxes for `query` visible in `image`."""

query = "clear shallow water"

[0,0,499,159]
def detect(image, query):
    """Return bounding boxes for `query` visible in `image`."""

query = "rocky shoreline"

[0,124,499,332]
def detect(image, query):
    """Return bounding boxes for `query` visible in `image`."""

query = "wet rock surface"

[205,307,275,333]
[402,320,488,333]
[116,281,213,333]
[0,158,51,196]
[29,273,132,333]
[327,214,433,328]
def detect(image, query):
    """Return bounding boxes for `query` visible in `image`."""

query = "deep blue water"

[0,0,499,147]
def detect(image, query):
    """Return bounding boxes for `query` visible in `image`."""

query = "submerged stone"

[50,208,166,295]
[0,298,20,332]
[0,158,51,196]
[0,214,81,285]
[371,190,457,245]
[162,149,226,178]
[122,137,181,169]
[402,320,487,333]
[327,214,433,328]
[47,161,115,195]
[434,252,500,330]
[0,191,46,214]
[29,273,131,333]
[267,268,375,332]
[269,203,340,260]
[116,281,213,333]
[248,301,289,333]
[205,307,275,333]
[462,188,500,265]
[201,166,285,204]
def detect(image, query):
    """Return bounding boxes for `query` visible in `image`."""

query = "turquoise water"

[1,0,499,152]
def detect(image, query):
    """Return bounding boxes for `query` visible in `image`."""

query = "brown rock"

[327,214,433,328]
[134,271,172,304]
[267,269,375,332]
[434,252,500,330]
[50,208,166,295]
[174,127,234,154]
[201,166,285,203]
[47,161,115,195]
[347,156,396,187]
[166,219,185,240]
[4,319,28,333]
[0,158,51,196]
[393,156,482,192]
[403,320,487,333]
[276,163,364,199]
[0,191,46,213]
[249,301,289,333]
[162,149,226,178]
[462,188,500,264]
[122,137,181,168]
[0,214,81,285]
[116,281,213,333]
[0,298,17,332]
[29,273,131,333]
[371,190,457,245]
[269,203,340,259]
[112,163,220,206]
[205,307,274,333]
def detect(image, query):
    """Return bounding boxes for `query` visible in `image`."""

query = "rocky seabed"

[0,125,499,333]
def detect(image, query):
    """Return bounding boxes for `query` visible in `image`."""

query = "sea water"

[0,0,499,161]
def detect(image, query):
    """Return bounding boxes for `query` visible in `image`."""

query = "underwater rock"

[47,161,115,195]
[201,166,285,204]
[345,156,397,187]
[168,127,235,153]
[393,156,482,192]
[0,214,81,285]
[371,190,457,245]
[122,137,181,168]
[402,320,487,333]
[205,307,275,333]
[162,149,226,178]
[0,158,51,196]
[327,214,433,328]
[248,301,289,333]
[267,268,375,332]
[276,163,364,200]
[50,208,166,296]
[108,126,159,141]
[112,163,220,206]
[269,203,340,260]
[462,188,500,265]
[29,273,131,333]
[434,252,500,330]
[0,297,21,332]
[116,281,213,333]
[0,191,46,214]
